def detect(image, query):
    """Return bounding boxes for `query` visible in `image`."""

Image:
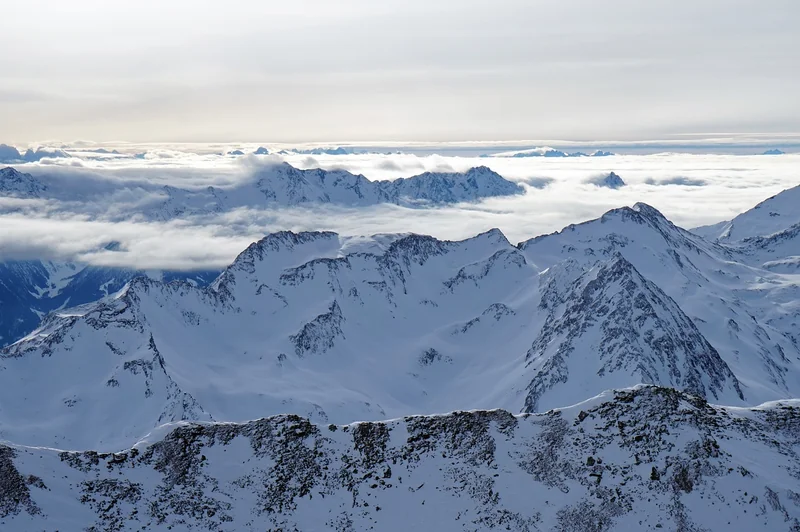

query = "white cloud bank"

[1,149,798,270]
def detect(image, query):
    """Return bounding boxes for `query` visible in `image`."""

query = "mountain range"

[152,164,524,219]
[0,145,70,163]
[491,147,615,158]
[1,181,799,530]
[0,164,525,220]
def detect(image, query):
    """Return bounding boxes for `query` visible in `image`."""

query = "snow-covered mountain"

[2,386,799,531]
[151,164,524,219]
[519,202,800,405]
[524,254,743,412]
[0,146,70,163]
[492,147,615,158]
[0,164,524,221]
[7,198,800,450]
[692,184,800,242]
[586,171,626,189]
[0,260,219,346]
[690,184,800,274]
[0,167,46,198]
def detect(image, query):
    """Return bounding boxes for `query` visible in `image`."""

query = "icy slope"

[1,386,799,531]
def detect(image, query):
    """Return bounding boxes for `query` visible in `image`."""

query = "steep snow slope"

[2,387,799,531]
[692,184,800,242]
[519,203,800,405]
[0,225,747,450]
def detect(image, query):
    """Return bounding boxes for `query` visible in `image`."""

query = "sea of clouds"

[1,143,797,270]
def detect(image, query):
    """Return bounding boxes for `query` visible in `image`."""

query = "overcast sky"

[2,0,798,143]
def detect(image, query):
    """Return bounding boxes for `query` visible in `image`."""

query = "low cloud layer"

[1,148,798,270]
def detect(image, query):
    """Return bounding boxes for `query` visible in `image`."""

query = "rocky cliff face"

[524,255,743,413]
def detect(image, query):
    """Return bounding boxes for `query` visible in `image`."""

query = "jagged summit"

[587,171,626,189]
[524,254,743,412]
[0,166,46,197]
[519,202,692,253]
[377,165,524,204]
[148,162,524,220]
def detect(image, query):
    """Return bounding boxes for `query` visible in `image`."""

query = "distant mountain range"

[153,164,524,219]
[0,144,70,163]
[1,163,525,219]
[490,147,615,158]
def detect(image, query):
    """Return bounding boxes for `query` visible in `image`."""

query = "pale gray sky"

[2,0,798,143]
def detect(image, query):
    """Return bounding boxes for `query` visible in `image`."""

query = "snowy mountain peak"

[692,183,800,242]
[212,230,341,296]
[471,227,511,246]
[234,230,340,267]
[524,254,744,412]
[0,166,46,198]
[123,162,527,221]
[383,165,524,204]
[588,171,626,189]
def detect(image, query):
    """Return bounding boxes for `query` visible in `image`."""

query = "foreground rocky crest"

[2,386,799,531]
